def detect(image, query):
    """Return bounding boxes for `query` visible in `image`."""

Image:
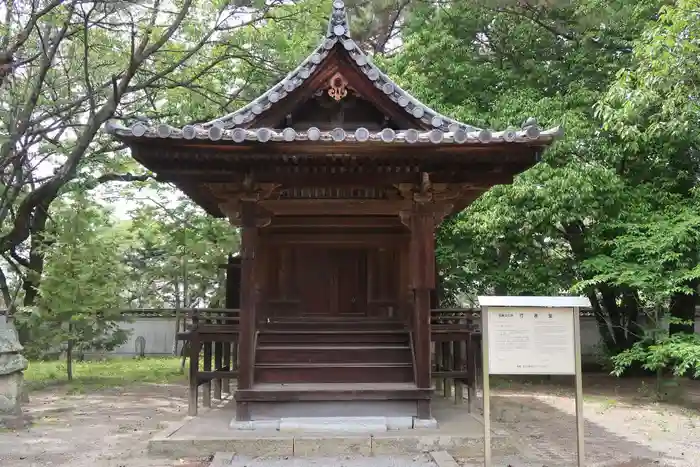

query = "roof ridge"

[327,0,351,39]
[105,1,564,145]
[105,123,563,145]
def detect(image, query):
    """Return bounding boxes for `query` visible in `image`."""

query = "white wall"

[101,313,700,361]
[106,317,179,357]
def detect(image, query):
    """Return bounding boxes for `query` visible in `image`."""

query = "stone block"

[0,353,28,376]
[0,328,23,354]
[371,434,483,456]
[229,419,280,431]
[0,372,23,415]
[386,416,414,430]
[293,436,371,456]
[149,436,294,458]
[280,416,387,433]
[229,438,293,457]
[413,417,438,429]
[0,372,31,429]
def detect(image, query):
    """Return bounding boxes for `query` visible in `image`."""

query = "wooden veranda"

[108,0,559,422]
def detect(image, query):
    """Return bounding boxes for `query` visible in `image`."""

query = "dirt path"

[0,383,204,467]
[1,377,698,467]
[459,376,700,467]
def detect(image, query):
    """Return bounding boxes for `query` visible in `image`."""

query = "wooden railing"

[175,308,240,416]
[167,307,483,415]
[430,308,481,412]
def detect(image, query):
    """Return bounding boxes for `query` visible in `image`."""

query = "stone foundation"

[230,416,438,432]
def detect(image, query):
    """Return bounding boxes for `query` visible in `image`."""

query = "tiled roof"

[105,123,562,144]
[106,0,562,145]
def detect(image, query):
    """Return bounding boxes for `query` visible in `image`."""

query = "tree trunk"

[564,221,641,354]
[669,279,699,335]
[22,201,50,307]
[66,322,73,382]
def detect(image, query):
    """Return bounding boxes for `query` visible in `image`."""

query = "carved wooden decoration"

[328,72,348,101]
[208,181,278,227]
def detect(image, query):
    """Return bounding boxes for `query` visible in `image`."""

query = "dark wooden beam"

[264,232,408,246]
[155,169,515,186]
[259,199,412,216]
[131,138,545,159]
[269,216,404,229]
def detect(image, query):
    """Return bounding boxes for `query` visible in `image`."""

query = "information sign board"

[487,307,575,375]
[477,296,590,467]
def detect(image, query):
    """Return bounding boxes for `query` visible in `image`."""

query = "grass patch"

[24,357,185,393]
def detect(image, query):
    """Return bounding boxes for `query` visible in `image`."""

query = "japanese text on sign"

[487,307,575,375]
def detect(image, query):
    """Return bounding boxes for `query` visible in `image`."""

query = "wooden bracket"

[221,201,272,228]
[213,180,278,226]
[400,202,454,229]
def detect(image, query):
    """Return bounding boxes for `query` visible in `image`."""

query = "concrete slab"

[386,416,414,430]
[280,416,388,433]
[211,452,235,467]
[230,419,280,431]
[413,417,438,429]
[293,436,372,456]
[148,395,508,459]
[224,454,438,467]
[429,451,460,467]
[251,399,417,419]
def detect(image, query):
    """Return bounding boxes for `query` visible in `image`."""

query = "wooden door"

[333,249,367,316]
[299,248,333,315]
[297,247,368,316]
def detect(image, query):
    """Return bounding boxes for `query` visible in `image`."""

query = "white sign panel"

[487,307,575,375]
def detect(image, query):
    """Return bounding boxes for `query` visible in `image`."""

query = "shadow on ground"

[475,392,689,467]
[489,373,700,411]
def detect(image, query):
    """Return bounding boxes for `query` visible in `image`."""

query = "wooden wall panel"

[225,255,241,309]
[260,231,410,322]
[261,244,301,319]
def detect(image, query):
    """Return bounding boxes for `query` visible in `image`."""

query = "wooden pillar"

[213,340,222,400]
[225,256,240,394]
[188,337,200,416]
[442,341,452,398]
[466,333,477,413]
[235,200,259,421]
[232,338,239,371]
[453,340,464,404]
[434,342,444,392]
[404,200,436,420]
[203,341,212,408]
[222,341,231,394]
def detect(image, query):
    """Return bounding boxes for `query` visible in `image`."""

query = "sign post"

[478,296,591,467]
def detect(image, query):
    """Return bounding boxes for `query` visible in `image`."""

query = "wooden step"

[235,382,431,402]
[254,362,414,384]
[263,320,406,331]
[257,330,409,345]
[256,345,411,364]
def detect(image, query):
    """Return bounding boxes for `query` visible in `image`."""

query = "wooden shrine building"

[107,1,560,423]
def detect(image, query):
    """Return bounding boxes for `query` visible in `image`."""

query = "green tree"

[17,195,132,379]
[596,0,700,335]
[123,192,239,309]
[0,0,281,316]
[386,0,677,354]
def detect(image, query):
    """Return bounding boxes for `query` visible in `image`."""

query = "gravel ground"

[0,376,698,467]
[461,376,700,467]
